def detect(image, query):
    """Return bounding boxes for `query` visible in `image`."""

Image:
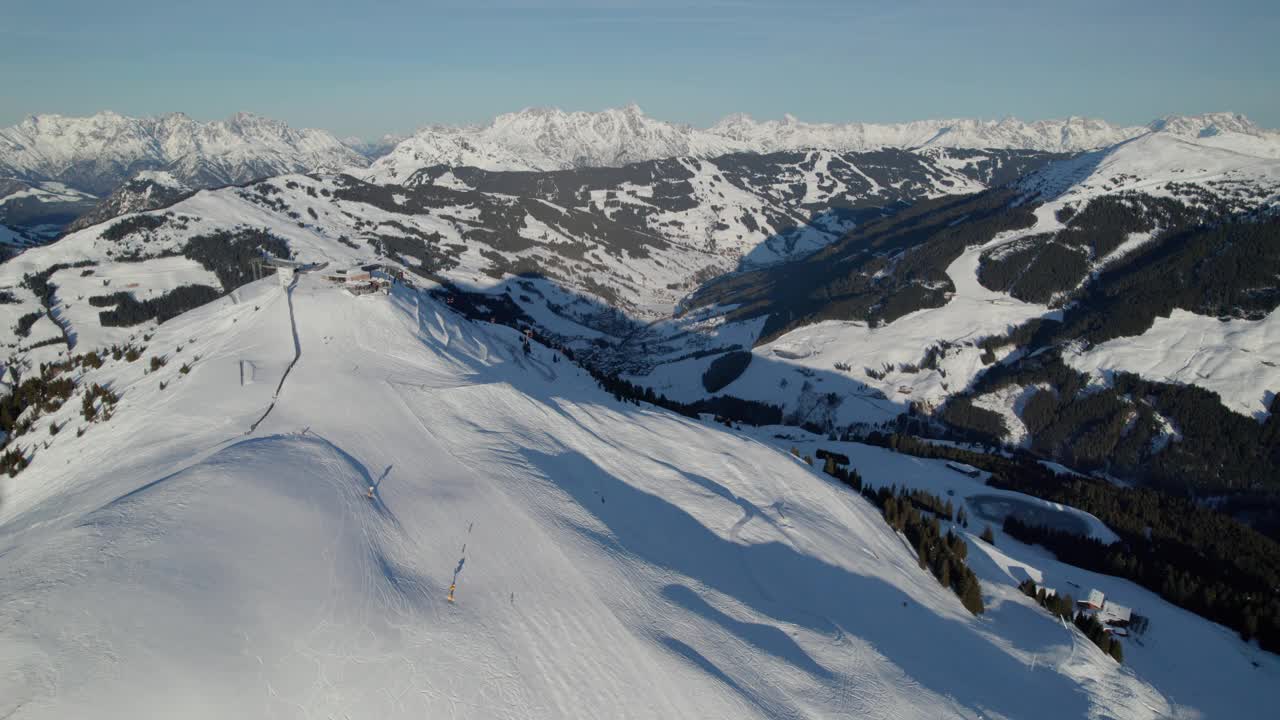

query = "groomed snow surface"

[2,275,1276,719]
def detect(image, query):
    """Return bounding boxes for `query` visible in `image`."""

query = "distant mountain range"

[364,105,1280,182]
[5,107,1278,197]
[3,105,1278,261]
[0,111,367,196]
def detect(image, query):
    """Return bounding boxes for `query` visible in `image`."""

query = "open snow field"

[1066,307,1280,420]
[2,274,1277,718]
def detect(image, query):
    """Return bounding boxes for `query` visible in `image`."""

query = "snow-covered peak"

[371,107,1279,183]
[0,111,368,195]
[366,105,747,180]
[1148,112,1261,137]
[1018,129,1280,204]
[708,113,1150,153]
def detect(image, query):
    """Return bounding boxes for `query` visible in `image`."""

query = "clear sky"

[2,0,1277,139]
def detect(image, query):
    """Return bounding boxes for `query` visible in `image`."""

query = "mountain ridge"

[0,110,368,195]
[366,106,1280,182]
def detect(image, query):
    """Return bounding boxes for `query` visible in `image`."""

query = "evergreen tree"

[1109,639,1124,663]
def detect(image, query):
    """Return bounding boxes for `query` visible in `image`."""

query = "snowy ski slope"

[2,273,1276,718]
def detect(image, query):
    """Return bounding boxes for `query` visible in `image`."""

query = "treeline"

[91,285,222,327]
[1016,579,1124,663]
[978,234,1089,304]
[976,193,1234,307]
[14,311,43,338]
[854,430,1280,652]
[0,352,121,477]
[101,214,167,242]
[995,485,1280,653]
[701,350,752,393]
[0,364,75,446]
[685,189,1039,343]
[591,367,783,427]
[866,484,985,615]
[814,450,984,615]
[21,261,96,306]
[966,351,1280,491]
[1049,216,1280,346]
[183,228,291,291]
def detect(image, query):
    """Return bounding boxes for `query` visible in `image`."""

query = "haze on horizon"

[2,0,1277,140]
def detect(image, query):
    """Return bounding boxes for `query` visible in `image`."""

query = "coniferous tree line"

[90,285,222,327]
[871,484,985,615]
[816,452,984,615]
[182,228,291,291]
[0,353,121,476]
[962,350,1280,491]
[14,311,43,338]
[685,189,1039,343]
[1000,499,1280,652]
[590,365,783,426]
[1040,216,1280,347]
[977,193,1239,306]
[100,214,167,242]
[432,284,785,427]
[851,430,1280,652]
[0,368,74,445]
[701,350,753,393]
[21,261,97,306]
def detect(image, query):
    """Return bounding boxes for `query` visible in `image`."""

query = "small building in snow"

[1078,589,1106,610]
[1101,602,1132,626]
[946,461,981,478]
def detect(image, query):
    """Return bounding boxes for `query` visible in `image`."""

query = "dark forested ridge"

[182,227,291,291]
[955,348,1280,491]
[686,189,1038,342]
[850,431,1280,653]
[91,285,222,327]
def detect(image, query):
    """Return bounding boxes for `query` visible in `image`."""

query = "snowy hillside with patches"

[1,142,1062,384]
[617,120,1280,444]
[3,269,1276,719]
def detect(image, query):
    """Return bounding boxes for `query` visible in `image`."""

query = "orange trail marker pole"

[447,583,456,603]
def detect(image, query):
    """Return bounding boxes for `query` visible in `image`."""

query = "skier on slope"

[366,485,375,499]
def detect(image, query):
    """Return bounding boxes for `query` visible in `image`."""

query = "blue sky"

[2,0,1277,139]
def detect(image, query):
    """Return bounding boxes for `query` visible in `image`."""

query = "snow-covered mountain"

[341,132,409,160]
[707,113,1147,154]
[64,170,194,234]
[579,125,1280,488]
[0,146,1057,375]
[366,106,1280,183]
[0,111,368,195]
[3,117,1280,717]
[2,250,1275,718]
[366,104,747,180]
